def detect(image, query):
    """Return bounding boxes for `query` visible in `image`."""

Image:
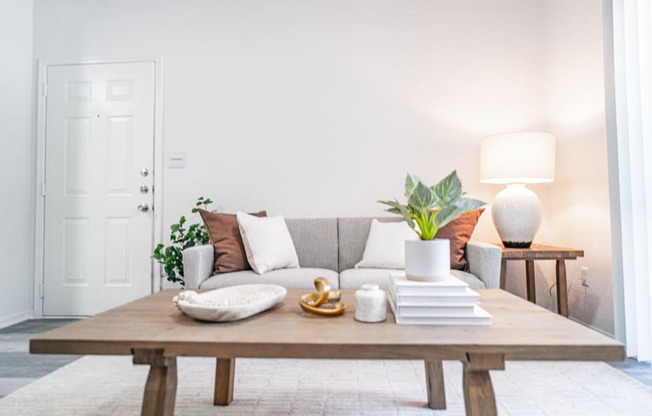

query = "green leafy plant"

[153,196,216,286]
[379,171,485,240]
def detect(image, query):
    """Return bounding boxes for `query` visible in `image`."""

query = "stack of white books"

[388,271,491,325]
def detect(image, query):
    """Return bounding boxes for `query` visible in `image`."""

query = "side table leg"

[132,349,177,416]
[214,358,236,406]
[462,353,505,416]
[424,360,446,409]
[556,260,569,317]
[525,260,536,303]
[499,258,507,289]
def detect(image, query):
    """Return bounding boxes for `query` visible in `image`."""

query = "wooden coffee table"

[30,289,623,416]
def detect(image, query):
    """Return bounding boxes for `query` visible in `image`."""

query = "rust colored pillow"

[199,209,267,274]
[435,208,485,271]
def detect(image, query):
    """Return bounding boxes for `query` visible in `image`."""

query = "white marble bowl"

[173,284,287,322]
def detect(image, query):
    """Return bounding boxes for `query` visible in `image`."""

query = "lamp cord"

[548,276,584,317]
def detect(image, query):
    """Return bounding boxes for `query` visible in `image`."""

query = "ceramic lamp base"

[502,241,534,248]
[492,183,542,249]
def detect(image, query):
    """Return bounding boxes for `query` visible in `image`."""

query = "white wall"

[31,0,615,333]
[33,0,545,220]
[545,0,612,333]
[0,0,35,327]
[497,1,613,334]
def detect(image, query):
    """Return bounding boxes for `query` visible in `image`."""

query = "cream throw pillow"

[237,212,300,274]
[355,219,418,269]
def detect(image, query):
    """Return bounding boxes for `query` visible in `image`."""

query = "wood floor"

[0,319,79,399]
[1,319,651,400]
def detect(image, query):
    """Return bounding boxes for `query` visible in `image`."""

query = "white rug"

[0,356,650,415]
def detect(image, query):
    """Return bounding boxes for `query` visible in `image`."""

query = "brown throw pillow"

[198,209,267,274]
[435,208,485,271]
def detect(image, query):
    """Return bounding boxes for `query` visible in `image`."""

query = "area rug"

[0,356,650,415]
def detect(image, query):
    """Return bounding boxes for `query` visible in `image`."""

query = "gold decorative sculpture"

[299,277,346,316]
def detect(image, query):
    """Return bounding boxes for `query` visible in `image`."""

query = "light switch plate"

[168,152,186,169]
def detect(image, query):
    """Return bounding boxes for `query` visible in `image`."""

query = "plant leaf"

[457,197,487,211]
[408,179,436,211]
[404,173,420,201]
[435,197,486,229]
[378,199,416,230]
[432,170,463,207]
[434,205,463,229]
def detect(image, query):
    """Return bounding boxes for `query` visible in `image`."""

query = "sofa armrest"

[182,244,214,289]
[465,242,502,289]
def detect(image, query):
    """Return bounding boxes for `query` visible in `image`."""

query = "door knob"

[140,185,149,194]
[140,168,149,177]
[137,203,149,212]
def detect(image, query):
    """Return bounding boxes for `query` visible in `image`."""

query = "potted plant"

[379,171,485,281]
[152,196,216,286]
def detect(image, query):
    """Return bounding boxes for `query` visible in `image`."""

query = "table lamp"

[480,132,555,248]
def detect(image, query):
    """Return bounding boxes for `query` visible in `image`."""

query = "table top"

[30,289,622,362]
[500,244,584,260]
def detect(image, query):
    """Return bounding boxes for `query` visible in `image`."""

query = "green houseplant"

[380,170,485,240]
[379,171,485,281]
[152,196,216,286]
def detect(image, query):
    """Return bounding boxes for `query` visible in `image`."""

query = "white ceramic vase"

[354,284,387,323]
[492,183,542,248]
[404,239,451,282]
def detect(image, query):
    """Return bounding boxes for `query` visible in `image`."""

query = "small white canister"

[355,284,387,323]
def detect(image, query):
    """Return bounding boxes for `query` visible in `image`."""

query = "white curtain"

[607,0,652,361]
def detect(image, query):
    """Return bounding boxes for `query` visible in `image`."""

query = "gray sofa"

[182,217,502,291]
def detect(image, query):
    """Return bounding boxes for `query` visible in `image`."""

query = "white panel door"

[43,62,155,316]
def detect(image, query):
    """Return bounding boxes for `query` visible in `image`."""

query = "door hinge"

[42,83,48,97]
[41,182,46,197]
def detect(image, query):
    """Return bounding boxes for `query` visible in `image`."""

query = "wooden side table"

[499,244,584,317]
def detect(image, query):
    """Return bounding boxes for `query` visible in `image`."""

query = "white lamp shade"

[480,132,555,184]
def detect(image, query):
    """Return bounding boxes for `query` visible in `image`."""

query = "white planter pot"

[404,239,451,282]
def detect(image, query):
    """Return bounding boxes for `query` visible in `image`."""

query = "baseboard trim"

[568,318,637,360]
[0,311,33,330]
[569,316,615,338]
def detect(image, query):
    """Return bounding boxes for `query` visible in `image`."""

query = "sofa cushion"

[435,208,485,270]
[338,217,403,272]
[199,268,339,290]
[339,268,486,290]
[285,218,338,271]
[355,219,418,269]
[237,212,300,274]
[449,270,486,289]
[199,209,267,274]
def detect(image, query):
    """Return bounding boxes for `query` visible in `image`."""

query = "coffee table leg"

[462,353,504,416]
[132,349,177,416]
[424,360,446,409]
[214,358,236,406]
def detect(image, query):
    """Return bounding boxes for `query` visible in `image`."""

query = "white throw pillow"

[237,212,300,274]
[355,219,419,269]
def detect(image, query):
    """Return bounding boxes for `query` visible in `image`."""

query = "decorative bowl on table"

[173,284,287,322]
